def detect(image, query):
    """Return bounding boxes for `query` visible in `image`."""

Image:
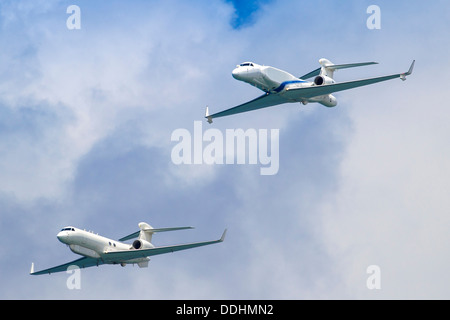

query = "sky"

[0,0,449,299]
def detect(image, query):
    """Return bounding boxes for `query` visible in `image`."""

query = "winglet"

[219,229,227,242]
[205,106,213,124]
[30,262,35,275]
[400,60,415,81]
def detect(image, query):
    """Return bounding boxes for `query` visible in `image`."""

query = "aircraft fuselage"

[57,227,150,265]
[232,62,307,93]
[231,62,336,107]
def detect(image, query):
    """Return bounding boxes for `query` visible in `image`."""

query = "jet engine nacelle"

[313,75,335,86]
[132,239,154,250]
[319,94,337,107]
[308,94,338,108]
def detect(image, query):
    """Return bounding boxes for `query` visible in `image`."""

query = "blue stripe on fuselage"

[274,80,306,92]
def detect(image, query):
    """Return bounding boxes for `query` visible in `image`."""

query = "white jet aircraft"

[205,58,415,123]
[30,222,226,275]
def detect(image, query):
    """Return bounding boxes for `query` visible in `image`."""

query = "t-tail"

[318,58,378,79]
[300,58,378,84]
[137,222,193,243]
[119,222,193,243]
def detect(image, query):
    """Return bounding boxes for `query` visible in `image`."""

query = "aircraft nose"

[232,67,243,80]
[57,231,69,244]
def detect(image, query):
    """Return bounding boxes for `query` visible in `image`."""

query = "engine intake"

[132,240,142,249]
[132,239,154,250]
[314,75,335,86]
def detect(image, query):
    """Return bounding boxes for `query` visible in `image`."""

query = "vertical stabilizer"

[138,222,154,242]
[319,58,336,78]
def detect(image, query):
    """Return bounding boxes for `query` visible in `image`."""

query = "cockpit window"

[61,227,75,231]
[240,62,254,67]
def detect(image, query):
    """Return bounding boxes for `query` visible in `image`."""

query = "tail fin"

[137,222,193,243]
[319,58,378,79]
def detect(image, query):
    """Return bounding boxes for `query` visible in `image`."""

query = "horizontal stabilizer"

[300,61,377,79]
[144,226,194,233]
[328,61,378,70]
[119,225,193,242]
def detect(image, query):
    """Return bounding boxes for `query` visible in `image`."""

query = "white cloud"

[0,0,238,201]
[317,51,450,298]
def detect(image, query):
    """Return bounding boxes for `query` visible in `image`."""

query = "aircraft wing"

[104,229,227,262]
[286,60,415,99]
[206,93,287,123]
[30,257,103,275]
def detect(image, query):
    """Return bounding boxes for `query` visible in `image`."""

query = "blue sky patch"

[226,0,271,28]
